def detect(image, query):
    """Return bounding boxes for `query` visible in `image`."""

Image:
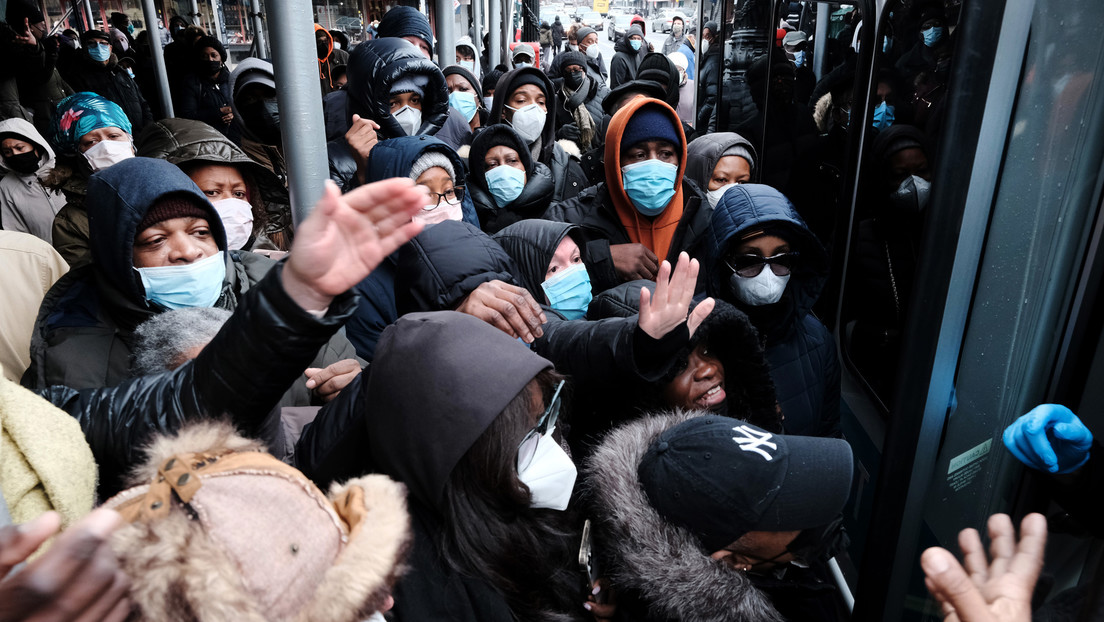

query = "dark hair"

[440,369,585,621]
[177,160,268,246]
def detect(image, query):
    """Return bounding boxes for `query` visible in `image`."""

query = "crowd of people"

[0,0,1087,620]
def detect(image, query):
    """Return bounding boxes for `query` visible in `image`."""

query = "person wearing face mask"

[585,413,853,621]
[545,97,711,291]
[376,5,434,59]
[454,36,481,79]
[661,15,688,56]
[4,0,75,138]
[328,38,450,191]
[106,12,133,58]
[846,125,932,398]
[45,92,136,268]
[511,43,536,70]
[0,118,67,243]
[781,31,816,110]
[574,26,608,83]
[57,30,152,134]
[706,183,840,439]
[667,51,695,127]
[442,64,486,148]
[551,51,609,153]
[685,131,756,210]
[488,66,588,201]
[24,157,361,403]
[176,36,240,143]
[467,125,555,233]
[895,8,952,85]
[610,25,648,90]
[696,21,723,130]
[314,24,349,96]
[136,117,293,252]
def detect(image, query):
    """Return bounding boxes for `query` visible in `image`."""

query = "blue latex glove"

[1002,404,1093,474]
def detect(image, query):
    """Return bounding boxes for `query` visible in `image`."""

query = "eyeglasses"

[517,379,566,472]
[725,252,800,278]
[424,186,465,209]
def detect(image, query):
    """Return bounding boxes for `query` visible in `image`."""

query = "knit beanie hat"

[391,74,430,97]
[378,5,434,49]
[557,51,588,71]
[722,143,756,172]
[576,26,596,43]
[483,69,505,94]
[620,104,680,151]
[409,150,455,182]
[138,194,212,234]
[505,69,548,97]
[469,126,533,179]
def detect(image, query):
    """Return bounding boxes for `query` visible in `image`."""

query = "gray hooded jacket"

[0,118,67,243]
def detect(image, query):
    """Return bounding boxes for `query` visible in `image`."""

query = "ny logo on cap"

[732,425,777,461]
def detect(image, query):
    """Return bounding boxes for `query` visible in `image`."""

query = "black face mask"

[4,150,40,175]
[202,60,222,75]
[316,39,329,59]
[565,70,585,90]
[243,97,281,144]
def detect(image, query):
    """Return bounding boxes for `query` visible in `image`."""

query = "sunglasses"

[725,252,800,278]
[517,379,566,472]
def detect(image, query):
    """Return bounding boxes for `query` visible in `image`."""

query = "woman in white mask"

[488,67,589,201]
[46,91,137,268]
[685,131,757,210]
[706,183,841,440]
[362,311,587,621]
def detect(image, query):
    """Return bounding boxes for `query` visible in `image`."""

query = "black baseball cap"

[638,416,853,552]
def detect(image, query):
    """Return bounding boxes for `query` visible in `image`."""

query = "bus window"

[840,0,958,409]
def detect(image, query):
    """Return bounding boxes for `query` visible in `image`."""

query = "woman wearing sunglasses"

[706,183,841,439]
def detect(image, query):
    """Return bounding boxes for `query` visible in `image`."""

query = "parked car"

[651,10,675,33]
[581,11,604,29]
[607,12,630,40]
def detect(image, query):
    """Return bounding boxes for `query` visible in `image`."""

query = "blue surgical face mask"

[872,101,895,130]
[89,42,111,62]
[630,38,642,51]
[485,164,526,207]
[541,261,592,320]
[621,159,678,217]
[922,26,944,47]
[449,90,479,122]
[135,251,226,310]
[793,50,806,67]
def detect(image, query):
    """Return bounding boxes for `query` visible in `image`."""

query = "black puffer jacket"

[176,65,240,143]
[40,262,358,497]
[488,67,587,201]
[695,39,723,130]
[328,38,449,191]
[136,118,292,250]
[57,51,152,134]
[467,125,555,233]
[491,218,618,302]
[609,26,647,89]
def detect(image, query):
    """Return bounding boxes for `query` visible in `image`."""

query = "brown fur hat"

[103,421,411,621]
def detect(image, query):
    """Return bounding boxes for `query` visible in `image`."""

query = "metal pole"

[84,0,95,29]
[435,0,454,67]
[250,0,267,57]
[140,0,174,116]
[488,0,500,68]
[470,0,481,66]
[813,1,828,81]
[210,0,225,42]
[267,0,328,225]
[190,0,200,24]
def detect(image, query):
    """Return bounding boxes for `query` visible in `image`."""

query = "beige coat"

[0,231,68,383]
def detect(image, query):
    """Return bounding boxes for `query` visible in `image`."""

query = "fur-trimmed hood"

[583,410,784,622]
[104,421,412,622]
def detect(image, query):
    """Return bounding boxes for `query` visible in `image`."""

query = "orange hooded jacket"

[315,24,335,91]
[603,96,687,263]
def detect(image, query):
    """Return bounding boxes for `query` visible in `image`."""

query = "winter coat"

[315,25,349,95]
[684,131,758,191]
[610,27,648,90]
[0,21,40,121]
[585,409,831,622]
[135,117,293,251]
[14,36,73,137]
[327,38,450,191]
[554,72,609,145]
[25,159,359,426]
[705,184,841,438]
[38,261,359,497]
[488,67,588,201]
[228,59,289,196]
[176,66,241,142]
[696,41,722,130]
[552,19,565,47]
[662,32,688,56]
[0,118,67,242]
[0,231,67,383]
[44,160,92,268]
[57,51,152,134]
[342,136,479,360]
[491,218,616,303]
[467,124,556,233]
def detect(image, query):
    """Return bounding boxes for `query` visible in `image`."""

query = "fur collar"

[583,410,784,621]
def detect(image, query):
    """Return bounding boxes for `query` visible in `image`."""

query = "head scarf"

[51,92,132,155]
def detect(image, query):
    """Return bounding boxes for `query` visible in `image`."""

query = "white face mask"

[83,138,134,171]
[517,427,577,511]
[483,95,494,109]
[706,182,739,209]
[211,197,254,250]
[393,105,422,136]
[731,265,790,306]
[702,39,710,54]
[568,44,579,52]
[507,103,546,144]
[585,44,600,59]
[413,198,463,226]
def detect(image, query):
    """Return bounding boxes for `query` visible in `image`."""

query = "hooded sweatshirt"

[610,25,648,90]
[0,118,67,242]
[705,184,840,438]
[606,97,688,263]
[314,24,349,95]
[491,219,585,304]
[229,59,287,186]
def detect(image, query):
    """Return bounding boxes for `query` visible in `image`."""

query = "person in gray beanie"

[685,131,758,208]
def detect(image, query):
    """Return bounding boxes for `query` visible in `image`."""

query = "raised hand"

[14,18,37,46]
[921,513,1046,622]
[282,178,426,312]
[638,252,715,340]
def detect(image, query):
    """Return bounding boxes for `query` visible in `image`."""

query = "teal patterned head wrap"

[51,92,133,155]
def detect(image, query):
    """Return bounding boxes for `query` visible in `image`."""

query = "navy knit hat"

[620,104,680,150]
[378,6,434,49]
